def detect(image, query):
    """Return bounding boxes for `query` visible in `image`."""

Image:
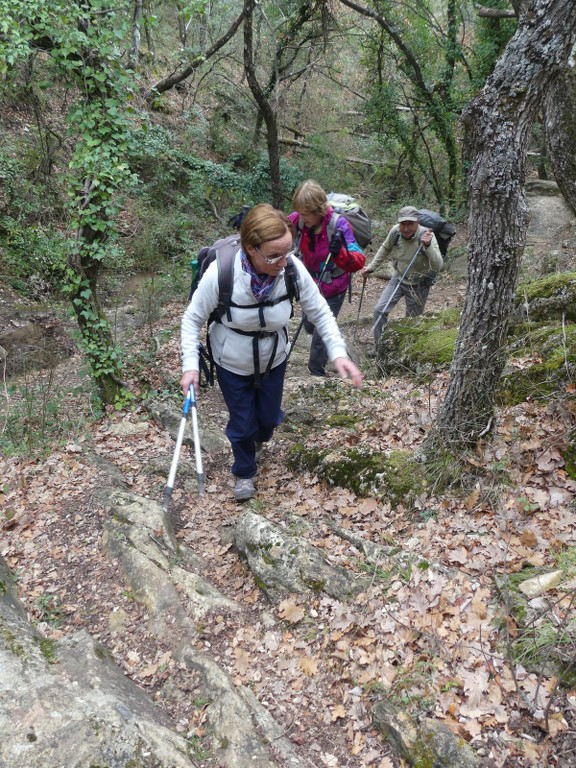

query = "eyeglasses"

[255,247,296,265]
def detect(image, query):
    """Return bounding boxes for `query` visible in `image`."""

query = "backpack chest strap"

[224,292,292,327]
[228,327,287,388]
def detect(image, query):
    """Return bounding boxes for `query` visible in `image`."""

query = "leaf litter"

[1,282,576,767]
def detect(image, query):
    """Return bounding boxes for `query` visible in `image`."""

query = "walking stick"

[163,385,204,513]
[189,384,205,496]
[356,275,367,325]
[371,242,424,335]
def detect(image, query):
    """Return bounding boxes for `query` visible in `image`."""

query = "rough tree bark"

[243,0,283,208]
[428,0,576,450]
[545,62,576,216]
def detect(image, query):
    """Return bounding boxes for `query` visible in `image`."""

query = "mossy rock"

[375,308,460,377]
[515,270,576,322]
[494,566,576,685]
[498,322,576,405]
[287,445,426,505]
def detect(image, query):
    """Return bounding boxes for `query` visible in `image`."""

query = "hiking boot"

[234,477,255,502]
[255,442,263,462]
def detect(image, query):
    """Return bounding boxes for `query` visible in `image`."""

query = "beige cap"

[397,206,420,222]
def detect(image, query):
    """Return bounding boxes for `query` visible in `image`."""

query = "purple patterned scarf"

[241,250,278,302]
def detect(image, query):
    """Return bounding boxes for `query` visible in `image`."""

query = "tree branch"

[476,6,517,18]
[147,8,246,99]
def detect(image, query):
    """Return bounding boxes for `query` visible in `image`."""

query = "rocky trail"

[2,192,576,768]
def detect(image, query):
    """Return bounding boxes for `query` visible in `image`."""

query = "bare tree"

[129,0,143,70]
[243,0,283,207]
[427,0,576,450]
[339,0,462,207]
[243,0,325,207]
[143,0,155,61]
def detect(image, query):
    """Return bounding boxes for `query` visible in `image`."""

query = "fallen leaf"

[234,648,251,675]
[520,529,538,548]
[278,598,305,623]
[299,656,319,675]
[465,486,481,510]
[139,662,159,678]
[447,547,469,565]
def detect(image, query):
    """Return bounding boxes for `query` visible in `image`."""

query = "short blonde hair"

[292,179,329,216]
[240,204,293,249]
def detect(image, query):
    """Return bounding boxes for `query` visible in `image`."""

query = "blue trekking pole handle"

[163,388,192,511]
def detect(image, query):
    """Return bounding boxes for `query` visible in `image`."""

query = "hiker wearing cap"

[289,180,364,378]
[360,205,443,345]
[180,204,363,503]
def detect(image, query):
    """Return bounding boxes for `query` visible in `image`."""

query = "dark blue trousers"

[303,290,346,375]
[215,360,287,479]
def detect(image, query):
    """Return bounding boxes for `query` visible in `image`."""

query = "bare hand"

[360,266,372,278]
[180,369,200,397]
[421,228,433,248]
[333,357,363,388]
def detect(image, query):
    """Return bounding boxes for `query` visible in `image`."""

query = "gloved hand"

[329,230,343,258]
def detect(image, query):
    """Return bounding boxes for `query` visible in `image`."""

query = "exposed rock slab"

[179,650,306,767]
[0,556,195,768]
[372,698,480,768]
[234,510,367,598]
[101,489,240,639]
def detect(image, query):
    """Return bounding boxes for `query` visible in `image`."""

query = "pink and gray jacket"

[289,208,364,299]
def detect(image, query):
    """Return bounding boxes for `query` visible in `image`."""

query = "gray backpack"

[326,192,372,248]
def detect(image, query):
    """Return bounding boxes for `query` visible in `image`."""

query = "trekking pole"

[286,251,334,363]
[356,275,367,325]
[189,384,205,496]
[371,242,424,335]
[162,385,204,513]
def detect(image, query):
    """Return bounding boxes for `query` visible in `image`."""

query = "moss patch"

[562,443,576,481]
[494,566,576,685]
[288,445,427,505]
[498,323,576,405]
[515,271,576,321]
[376,308,460,377]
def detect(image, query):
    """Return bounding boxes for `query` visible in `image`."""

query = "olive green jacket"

[367,224,443,285]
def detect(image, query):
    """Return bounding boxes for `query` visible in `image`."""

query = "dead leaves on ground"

[2,298,576,767]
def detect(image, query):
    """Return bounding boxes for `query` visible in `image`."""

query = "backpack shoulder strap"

[327,211,341,243]
[284,256,300,302]
[213,240,239,322]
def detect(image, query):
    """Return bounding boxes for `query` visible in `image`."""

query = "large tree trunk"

[544,63,576,216]
[67,176,125,405]
[429,0,576,450]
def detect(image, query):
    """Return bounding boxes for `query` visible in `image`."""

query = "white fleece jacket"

[181,250,349,376]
